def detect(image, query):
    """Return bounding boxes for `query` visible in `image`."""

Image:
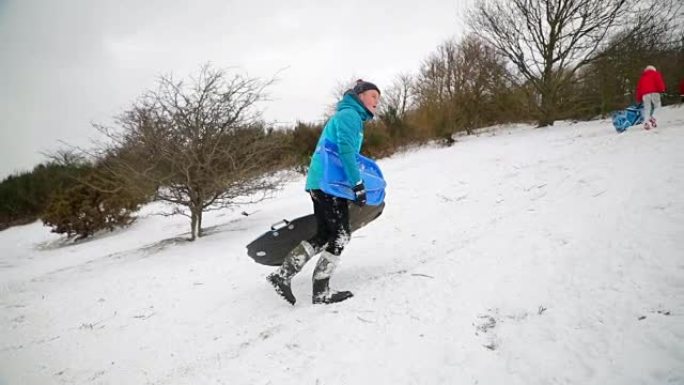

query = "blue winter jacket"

[305,92,373,191]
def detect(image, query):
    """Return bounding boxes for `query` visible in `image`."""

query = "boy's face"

[358,90,380,115]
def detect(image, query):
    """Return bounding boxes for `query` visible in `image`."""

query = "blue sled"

[316,139,386,206]
[612,104,644,133]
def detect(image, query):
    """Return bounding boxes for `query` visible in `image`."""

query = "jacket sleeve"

[335,110,362,186]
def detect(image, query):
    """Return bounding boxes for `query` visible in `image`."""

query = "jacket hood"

[337,91,373,121]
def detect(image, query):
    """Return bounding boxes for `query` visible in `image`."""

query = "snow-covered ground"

[2,107,683,385]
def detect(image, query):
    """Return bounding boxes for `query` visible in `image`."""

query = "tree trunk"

[190,210,198,241]
[197,209,203,238]
[538,87,556,127]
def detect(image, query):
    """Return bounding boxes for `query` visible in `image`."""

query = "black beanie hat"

[353,79,381,95]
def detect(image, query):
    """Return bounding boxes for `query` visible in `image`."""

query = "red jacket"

[679,79,684,96]
[636,68,666,103]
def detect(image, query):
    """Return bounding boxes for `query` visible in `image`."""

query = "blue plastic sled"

[316,139,386,206]
[612,104,643,133]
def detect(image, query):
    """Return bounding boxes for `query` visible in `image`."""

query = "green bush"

[41,172,144,240]
[0,162,88,230]
[290,121,323,173]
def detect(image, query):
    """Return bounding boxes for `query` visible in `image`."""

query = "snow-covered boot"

[311,251,353,304]
[312,278,353,304]
[267,241,315,305]
[267,273,296,305]
[649,116,657,128]
[644,120,651,130]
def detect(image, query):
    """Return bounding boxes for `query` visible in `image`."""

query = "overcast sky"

[0,0,470,178]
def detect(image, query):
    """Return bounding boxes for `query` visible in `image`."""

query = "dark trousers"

[307,190,351,256]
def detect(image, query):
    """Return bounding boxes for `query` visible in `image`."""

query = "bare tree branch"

[96,64,286,240]
[469,0,681,126]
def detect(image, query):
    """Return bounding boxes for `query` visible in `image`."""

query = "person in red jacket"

[636,65,666,130]
[679,78,684,103]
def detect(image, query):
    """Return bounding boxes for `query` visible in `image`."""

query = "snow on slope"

[1,106,683,385]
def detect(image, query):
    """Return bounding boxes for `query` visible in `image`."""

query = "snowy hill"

[2,107,683,385]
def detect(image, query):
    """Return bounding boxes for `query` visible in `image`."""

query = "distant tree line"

[1,0,681,240]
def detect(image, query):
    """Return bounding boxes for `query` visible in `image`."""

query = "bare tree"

[414,39,462,142]
[324,76,362,118]
[379,73,415,122]
[377,72,416,142]
[452,35,514,133]
[43,148,88,167]
[414,36,514,139]
[99,65,286,240]
[470,0,681,126]
[415,40,459,108]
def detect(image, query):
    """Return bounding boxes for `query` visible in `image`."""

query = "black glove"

[352,182,367,207]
